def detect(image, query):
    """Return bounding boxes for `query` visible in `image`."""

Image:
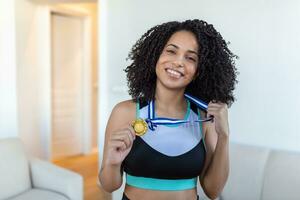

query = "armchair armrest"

[30,158,83,200]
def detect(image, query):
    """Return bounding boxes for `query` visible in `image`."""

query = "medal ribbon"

[146,93,213,131]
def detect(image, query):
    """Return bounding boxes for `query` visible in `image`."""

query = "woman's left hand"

[207,101,229,137]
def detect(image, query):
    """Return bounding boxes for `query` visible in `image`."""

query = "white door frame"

[37,5,93,160]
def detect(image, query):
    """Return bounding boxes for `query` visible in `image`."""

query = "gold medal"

[131,118,148,136]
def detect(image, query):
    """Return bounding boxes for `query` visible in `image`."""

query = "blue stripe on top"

[126,174,197,191]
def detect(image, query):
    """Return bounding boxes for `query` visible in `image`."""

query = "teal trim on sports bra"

[126,174,197,191]
[197,108,206,151]
[136,100,140,118]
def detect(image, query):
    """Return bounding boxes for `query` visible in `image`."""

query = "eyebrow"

[166,44,198,56]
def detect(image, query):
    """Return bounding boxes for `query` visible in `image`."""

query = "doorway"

[51,13,85,159]
[40,4,97,160]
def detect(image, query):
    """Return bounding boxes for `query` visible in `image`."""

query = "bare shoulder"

[107,99,137,131]
[112,99,136,114]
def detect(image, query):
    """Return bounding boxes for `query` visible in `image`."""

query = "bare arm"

[200,102,230,199]
[98,100,136,193]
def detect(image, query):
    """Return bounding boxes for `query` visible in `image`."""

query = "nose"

[173,54,184,68]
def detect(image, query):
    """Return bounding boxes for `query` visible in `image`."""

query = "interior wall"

[15,0,45,157]
[0,0,18,139]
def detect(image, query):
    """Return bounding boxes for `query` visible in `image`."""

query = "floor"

[53,153,111,200]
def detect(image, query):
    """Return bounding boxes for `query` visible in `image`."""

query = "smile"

[165,68,184,79]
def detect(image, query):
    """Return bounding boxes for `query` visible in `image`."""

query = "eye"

[166,49,176,54]
[187,56,196,62]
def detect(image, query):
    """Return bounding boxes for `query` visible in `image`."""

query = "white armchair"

[197,142,300,200]
[0,138,83,200]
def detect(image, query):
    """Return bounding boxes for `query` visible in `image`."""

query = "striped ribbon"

[146,93,213,131]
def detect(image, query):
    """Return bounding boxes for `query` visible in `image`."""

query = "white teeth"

[166,69,182,78]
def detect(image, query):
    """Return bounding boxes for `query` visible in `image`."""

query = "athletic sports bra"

[122,98,206,191]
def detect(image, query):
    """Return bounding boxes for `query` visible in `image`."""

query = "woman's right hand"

[105,125,136,166]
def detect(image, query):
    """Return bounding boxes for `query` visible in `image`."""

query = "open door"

[51,13,84,159]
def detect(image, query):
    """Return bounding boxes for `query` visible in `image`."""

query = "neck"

[154,82,186,114]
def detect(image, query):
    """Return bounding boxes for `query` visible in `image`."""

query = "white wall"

[0,0,18,138]
[98,0,300,198]
[15,0,45,158]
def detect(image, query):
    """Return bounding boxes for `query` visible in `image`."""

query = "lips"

[165,68,184,79]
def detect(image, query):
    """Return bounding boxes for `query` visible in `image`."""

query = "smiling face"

[155,30,199,91]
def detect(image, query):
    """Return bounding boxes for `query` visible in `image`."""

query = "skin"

[99,30,230,200]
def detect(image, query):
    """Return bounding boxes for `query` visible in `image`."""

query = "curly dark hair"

[124,19,238,106]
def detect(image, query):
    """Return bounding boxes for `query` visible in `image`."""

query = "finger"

[207,109,227,122]
[210,99,225,103]
[207,106,219,110]
[209,102,228,109]
[209,99,226,104]
[207,108,219,114]
[111,140,127,151]
[206,111,213,118]
[126,125,136,140]
[208,102,222,108]
[206,110,218,119]
[123,127,136,147]
[124,128,134,146]
[110,132,126,140]
[207,110,219,117]
[111,133,131,148]
[207,106,227,116]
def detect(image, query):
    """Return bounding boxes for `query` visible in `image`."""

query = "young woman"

[99,19,238,200]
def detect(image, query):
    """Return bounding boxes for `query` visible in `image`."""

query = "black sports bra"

[122,98,206,190]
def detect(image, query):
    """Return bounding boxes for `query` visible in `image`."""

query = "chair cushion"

[262,150,300,200]
[8,189,69,200]
[221,143,270,200]
[0,138,31,199]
